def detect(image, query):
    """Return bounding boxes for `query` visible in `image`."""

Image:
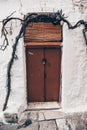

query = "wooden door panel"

[45,48,61,101]
[26,48,44,102]
[24,23,62,42]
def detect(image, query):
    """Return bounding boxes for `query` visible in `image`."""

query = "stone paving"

[1,109,87,130]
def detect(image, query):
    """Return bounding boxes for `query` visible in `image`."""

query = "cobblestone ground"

[1,110,87,130]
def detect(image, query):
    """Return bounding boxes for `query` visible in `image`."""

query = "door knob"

[42,58,47,65]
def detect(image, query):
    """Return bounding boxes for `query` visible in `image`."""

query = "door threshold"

[27,102,61,111]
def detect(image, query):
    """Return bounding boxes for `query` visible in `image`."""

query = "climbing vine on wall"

[0,10,87,111]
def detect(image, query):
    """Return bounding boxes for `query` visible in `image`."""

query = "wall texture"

[0,0,87,120]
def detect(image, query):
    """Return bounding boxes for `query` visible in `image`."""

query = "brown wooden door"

[26,48,61,102]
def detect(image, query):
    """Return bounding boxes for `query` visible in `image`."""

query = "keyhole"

[42,58,47,65]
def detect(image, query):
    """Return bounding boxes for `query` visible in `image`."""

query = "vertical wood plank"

[26,48,44,102]
[45,48,61,101]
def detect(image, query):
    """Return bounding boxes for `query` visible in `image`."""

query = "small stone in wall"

[4,113,18,123]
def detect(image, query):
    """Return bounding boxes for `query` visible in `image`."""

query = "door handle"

[42,58,47,65]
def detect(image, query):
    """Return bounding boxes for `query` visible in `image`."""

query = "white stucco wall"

[0,0,87,120]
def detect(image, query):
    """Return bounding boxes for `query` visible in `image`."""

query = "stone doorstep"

[27,102,61,110]
[18,101,62,124]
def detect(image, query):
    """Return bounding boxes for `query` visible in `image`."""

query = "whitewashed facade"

[0,0,87,120]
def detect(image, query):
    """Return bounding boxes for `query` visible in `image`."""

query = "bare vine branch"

[0,11,23,51]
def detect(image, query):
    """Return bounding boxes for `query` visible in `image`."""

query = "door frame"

[24,15,62,104]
